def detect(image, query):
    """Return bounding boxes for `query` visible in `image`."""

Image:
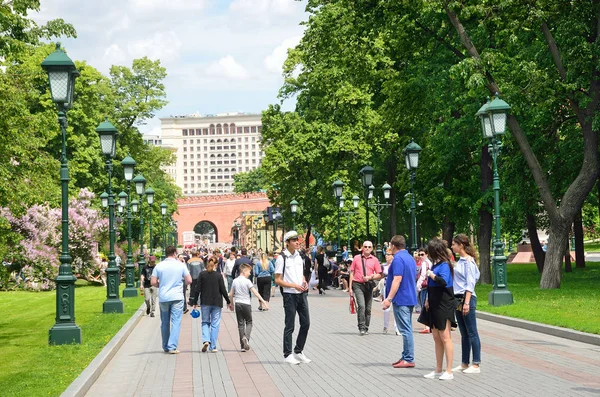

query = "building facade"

[146,113,263,196]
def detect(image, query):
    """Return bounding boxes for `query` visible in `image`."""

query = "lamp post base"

[103,299,125,313]
[122,286,138,298]
[488,289,514,306]
[375,245,383,262]
[49,323,81,345]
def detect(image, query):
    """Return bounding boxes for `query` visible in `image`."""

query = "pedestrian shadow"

[572,387,600,394]
[329,332,368,336]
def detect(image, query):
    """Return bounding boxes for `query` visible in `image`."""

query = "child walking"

[229,264,269,352]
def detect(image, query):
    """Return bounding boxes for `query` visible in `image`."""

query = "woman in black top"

[315,246,328,295]
[192,256,231,353]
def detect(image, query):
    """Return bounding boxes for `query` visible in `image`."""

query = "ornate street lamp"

[359,166,375,240]
[290,199,298,230]
[263,210,270,253]
[121,155,137,297]
[477,94,513,306]
[161,203,168,260]
[332,180,344,263]
[341,195,360,257]
[403,139,422,254]
[370,183,392,260]
[132,174,146,287]
[43,43,82,345]
[96,118,124,313]
[145,187,155,255]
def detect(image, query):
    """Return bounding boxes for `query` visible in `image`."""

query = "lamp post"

[160,203,167,260]
[403,140,422,254]
[96,118,124,313]
[290,200,298,229]
[369,184,392,260]
[121,155,137,297]
[43,43,82,345]
[332,180,344,263]
[132,174,146,287]
[476,93,514,306]
[145,187,155,255]
[359,166,375,241]
[263,210,270,253]
[341,195,360,250]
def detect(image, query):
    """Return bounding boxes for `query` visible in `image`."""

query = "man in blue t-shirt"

[382,235,417,368]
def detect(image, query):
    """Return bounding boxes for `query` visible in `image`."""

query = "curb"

[61,303,145,397]
[478,311,600,346]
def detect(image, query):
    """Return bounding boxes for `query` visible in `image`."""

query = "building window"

[184,155,187,159]
[244,127,249,133]
[184,176,187,181]
[183,147,187,152]
[183,162,187,166]
[183,140,187,144]
[251,126,257,133]
[184,184,188,188]
[203,129,208,135]
[190,161,194,166]
[196,129,201,135]
[183,129,188,136]
[237,127,242,133]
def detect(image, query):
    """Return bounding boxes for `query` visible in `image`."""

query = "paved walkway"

[84,289,600,397]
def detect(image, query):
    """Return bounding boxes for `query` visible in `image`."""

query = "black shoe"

[184,309,189,314]
[146,307,150,315]
[150,313,155,317]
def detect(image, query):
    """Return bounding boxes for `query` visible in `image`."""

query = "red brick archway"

[174,193,270,245]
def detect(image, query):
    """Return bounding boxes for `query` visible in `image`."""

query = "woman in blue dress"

[423,238,457,381]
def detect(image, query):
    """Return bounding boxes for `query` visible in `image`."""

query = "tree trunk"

[305,224,312,249]
[478,210,492,284]
[386,157,397,240]
[540,223,569,288]
[564,245,572,273]
[478,145,493,284]
[442,217,455,244]
[574,210,585,268]
[526,213,545,273]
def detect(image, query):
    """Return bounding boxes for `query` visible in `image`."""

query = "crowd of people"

[143,231,482,380]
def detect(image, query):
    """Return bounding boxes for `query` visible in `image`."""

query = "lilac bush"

[1,189,108,290]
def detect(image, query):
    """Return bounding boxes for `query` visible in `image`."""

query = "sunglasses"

[419,253,425,256]
[363,246,373,249]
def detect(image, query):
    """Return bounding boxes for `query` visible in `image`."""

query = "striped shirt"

[453,256,480,296]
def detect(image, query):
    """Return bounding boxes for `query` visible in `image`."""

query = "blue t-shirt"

[386,250,417,306]
[429,261,453,288]
[153,258,190,302]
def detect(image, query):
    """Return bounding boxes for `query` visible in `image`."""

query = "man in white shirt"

[274,231,311,365]
[151,245,192,354]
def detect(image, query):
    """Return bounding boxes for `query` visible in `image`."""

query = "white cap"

[283,230,299,242]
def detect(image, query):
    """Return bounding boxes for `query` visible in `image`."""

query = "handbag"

[417,307,430,327]
[349,296,356,314]
[361,256,376,291]
[456,295,465,311]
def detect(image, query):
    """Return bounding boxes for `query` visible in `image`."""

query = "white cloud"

[32,0,308,133]
[206,55,250,80]
[264,36,301,74]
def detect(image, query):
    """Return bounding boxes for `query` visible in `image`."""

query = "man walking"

[232,247,253,281]
[382,235,417,368]
[275,231,311,365]
[349,240,383,335]
[140,255,158,317]
[151,245,192,354]
[187,248,204,306]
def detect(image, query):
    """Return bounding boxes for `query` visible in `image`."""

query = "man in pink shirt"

[349,241,383,335]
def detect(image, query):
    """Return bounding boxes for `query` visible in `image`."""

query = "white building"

[145,113,264,196]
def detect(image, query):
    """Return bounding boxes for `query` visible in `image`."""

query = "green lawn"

[583,242,600,252]
[0,283,143,397]
[477,262,600,334]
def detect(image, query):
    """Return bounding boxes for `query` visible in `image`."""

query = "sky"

[32,0,308,136]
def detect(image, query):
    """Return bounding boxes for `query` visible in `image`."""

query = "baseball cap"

[149,255,156,262]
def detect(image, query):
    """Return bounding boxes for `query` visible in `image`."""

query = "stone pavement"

[80,289,600,397]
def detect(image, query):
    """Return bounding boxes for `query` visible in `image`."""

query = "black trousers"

[235,303,253,347]
[257,276,272,302]
[282,292,310,358]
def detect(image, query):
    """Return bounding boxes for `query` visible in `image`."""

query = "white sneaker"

[439,372,454,380]
[463,366,481,374]
[452,365,467,372]
[284,355,301,365]
[294,353,312,363]
[423,371,442,379]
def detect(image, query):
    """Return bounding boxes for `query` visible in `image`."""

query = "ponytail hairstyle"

[453,234,478,262]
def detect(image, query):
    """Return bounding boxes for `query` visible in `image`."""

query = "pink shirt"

[350,254,382,283]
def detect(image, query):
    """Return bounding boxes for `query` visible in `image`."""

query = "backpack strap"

[279,251,287,295]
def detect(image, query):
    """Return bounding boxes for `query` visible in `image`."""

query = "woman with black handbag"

[451,234,482,374]
[422,238,457,381]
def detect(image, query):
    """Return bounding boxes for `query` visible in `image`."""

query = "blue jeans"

[201,305,222,350]
[159,300,184,352]
[456,295,481,365]
[393,304,415,363]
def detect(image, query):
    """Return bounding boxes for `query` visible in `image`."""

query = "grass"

[477,262,600,334]
[583,242,600,252]
[0,283,143,397]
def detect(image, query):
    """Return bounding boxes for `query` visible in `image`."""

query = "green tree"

[233,167,267,193]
